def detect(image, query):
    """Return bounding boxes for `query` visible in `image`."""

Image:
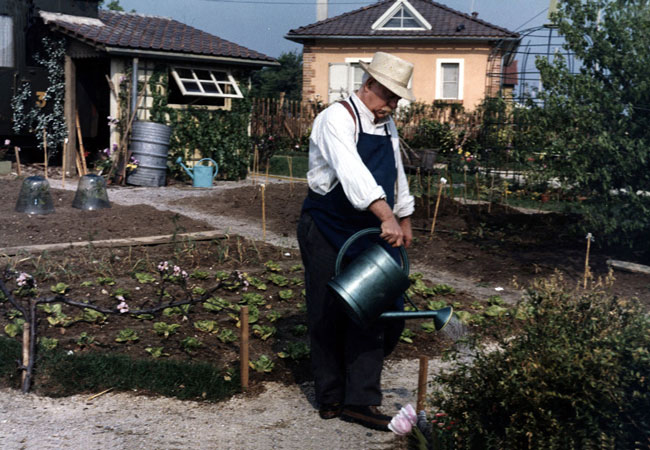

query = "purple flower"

[388,404,417,436]
[157,261,169,272]
[4,139,10,146]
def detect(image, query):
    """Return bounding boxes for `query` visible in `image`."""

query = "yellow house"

[285,0,520,110]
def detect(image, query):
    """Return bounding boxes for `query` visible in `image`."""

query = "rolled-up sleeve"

[309,104,386,210]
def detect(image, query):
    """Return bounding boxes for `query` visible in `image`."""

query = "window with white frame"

[436,59,464,100]
[170,67,243,99]
[371,0,431,31]
[0,15,14,68]
[328,58,371,104]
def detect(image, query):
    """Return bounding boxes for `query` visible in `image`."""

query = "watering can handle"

[197,158,219,179]
[334,227,409,277]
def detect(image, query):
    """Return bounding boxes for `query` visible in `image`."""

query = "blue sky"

[118,0,553,58]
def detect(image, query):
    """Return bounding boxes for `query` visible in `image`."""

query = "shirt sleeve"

[390,120,415,218]
[310,104,386,210]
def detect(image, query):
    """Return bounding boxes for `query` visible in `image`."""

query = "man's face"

[365,79,401,122]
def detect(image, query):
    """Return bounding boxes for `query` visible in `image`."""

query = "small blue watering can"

[176,157,219,188]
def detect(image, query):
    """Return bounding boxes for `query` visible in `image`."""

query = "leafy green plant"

[431,284,455,295]
[278,289,293,300]
[267,273,289,287]
[278,341,310,361]
[50,282,69,294]
[400,328,415,344]
[426,300,448,311]
[4,319,24,338]
[240,292,266,306]
[145,346,169,358]
[75,332,96,348]
[38,337,59,351]
[193,320,219,334]
[80,280,94,287]
[96,276,115,286]
[181,337,202,354]
[115,328,139,343]
[264,261,282,272]
[266,311,282,322]
[190,270,210,280]
[252,324,276,341]
[432,275,650,448]
[203,296,233,312]
[80,308,106,324]
[135,272,156,284]
[153,322,181,339]
[217,329,237,344]
[249,355,274,373]
[291,324,308,337]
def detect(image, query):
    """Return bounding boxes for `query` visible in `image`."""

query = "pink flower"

[4,139,10,146]
[157,261,169,272]
[388,404,417,436]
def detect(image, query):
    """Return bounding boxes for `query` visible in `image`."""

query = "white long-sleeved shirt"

[306,93,415,219]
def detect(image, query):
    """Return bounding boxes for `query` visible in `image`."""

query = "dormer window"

[372,0,431,31]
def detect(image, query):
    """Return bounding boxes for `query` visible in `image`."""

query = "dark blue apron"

[302,97,400,268]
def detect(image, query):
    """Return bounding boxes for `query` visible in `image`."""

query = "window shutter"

[328,63,349,104]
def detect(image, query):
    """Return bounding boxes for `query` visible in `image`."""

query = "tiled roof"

[40,10,276,63]
[286,0,519,41]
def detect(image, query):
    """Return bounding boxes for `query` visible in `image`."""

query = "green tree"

[250,51,302,100]
[531,0,650,250]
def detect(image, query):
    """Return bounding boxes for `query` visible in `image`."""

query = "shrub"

[431,274,650,449]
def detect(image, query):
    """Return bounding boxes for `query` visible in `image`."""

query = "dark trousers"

[297,212,404,406]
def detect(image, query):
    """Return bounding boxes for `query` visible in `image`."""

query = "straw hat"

[360,52,416,102]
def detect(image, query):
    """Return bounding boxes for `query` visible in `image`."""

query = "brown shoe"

[319,402,343,419]
[340,405,391,431]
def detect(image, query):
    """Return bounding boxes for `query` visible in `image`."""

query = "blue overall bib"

[297,97,404,406]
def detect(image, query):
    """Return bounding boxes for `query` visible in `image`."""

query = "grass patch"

[0,337,239,401]
[262,153,308,178]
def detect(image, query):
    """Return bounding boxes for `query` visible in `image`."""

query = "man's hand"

[399,216,412,248]
[369,199,404,247]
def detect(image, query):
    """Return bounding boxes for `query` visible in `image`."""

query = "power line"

[515,8,548,31]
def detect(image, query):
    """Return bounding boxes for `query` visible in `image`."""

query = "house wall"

[303,41,498,110]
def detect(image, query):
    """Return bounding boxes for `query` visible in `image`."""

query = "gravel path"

[0,177,501,449]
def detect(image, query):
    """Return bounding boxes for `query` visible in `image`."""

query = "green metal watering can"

[176,157,219,188]
[328,228,452,330]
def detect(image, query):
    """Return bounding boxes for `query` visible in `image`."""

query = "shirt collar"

[350,92,391,127]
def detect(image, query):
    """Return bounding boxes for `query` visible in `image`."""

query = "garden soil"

[1,169,649,450]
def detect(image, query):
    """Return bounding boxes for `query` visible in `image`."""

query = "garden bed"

[1,175,649,398]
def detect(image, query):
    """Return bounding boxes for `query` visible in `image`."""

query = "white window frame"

[170,66,243,98]
[344,57,372,93]
[436,58,464,100]
[0,15,15,68]
[371,0,431,31]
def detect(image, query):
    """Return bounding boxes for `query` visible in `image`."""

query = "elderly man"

[297,52,415,431]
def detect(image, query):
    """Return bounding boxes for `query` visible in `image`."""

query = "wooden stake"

[430,177,446,235]
[21,321,30,386]
[463,166,468,205]
[252,147,259,185]
[261,184,266,241]
[43,129,48,179]
[14,146,21,176]
[75,111,88,175]
[62,138,68,187]
[86,387,113,402]
[265,158,270,184]
[416,355,428,413]
[584,233,593,289]
[240,306,249,390]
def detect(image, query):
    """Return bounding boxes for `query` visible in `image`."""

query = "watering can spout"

[380,307,453,331]
[175,156,194,180]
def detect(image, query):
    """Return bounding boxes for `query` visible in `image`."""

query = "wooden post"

[64,55,77,177]
[75,111,88,175]
[240,306,249,390]
[261,184,266,241]
[62,138,68,187]
[43,129,48,179]
[21,321,30,386]
[430,177,446,235]
[416,355,428,413]
[14,146,21,176]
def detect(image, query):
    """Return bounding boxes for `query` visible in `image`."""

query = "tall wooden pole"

[416,356,428,412]
[240,306,249,390]
[43,129,48,179]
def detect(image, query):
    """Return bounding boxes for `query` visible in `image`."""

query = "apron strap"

[339,101,357,136]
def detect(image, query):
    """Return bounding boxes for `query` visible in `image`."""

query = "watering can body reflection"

[328,228,452,330]
[176,157,219,188]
